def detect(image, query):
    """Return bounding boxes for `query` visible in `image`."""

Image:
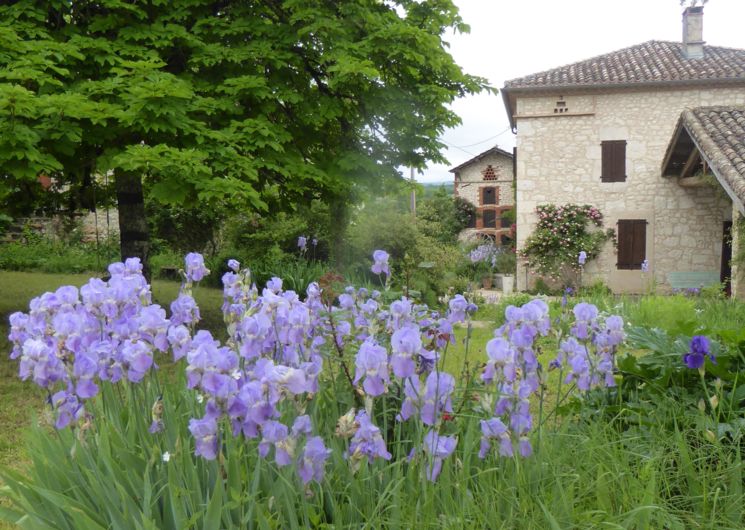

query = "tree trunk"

[329,195,349,270]
[115,171,151,281]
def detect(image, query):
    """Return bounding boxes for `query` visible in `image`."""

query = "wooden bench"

[666,271,720,290]
[159,266,180,280]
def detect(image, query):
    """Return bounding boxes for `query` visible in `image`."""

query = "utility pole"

[409,166,416,216]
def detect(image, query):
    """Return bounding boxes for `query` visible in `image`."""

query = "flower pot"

[481,275,493,289]
[502,274,514,295]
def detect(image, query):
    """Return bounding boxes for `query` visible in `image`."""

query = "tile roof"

[449,146,513,174]
[678,106,745,212]
[504,40,745,89]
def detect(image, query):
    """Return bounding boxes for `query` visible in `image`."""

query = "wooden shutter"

[483,209,497,228]
[601,140,627,182]
[482,187,496,205]
[617,219,646,269]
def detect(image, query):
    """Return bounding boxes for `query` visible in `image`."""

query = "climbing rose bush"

[521,203,615,280]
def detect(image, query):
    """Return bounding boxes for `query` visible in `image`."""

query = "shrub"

[521,203,614,285]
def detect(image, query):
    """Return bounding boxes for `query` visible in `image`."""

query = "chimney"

[682,6,705,59]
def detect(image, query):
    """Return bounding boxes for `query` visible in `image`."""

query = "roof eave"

[448,146,514,174]
[667,109,745,215]
[503,76,745,95]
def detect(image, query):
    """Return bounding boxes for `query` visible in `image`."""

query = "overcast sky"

[420,0,745,183]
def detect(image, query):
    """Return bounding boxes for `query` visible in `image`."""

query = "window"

[481,187,497,205]
[601,140,627,182]
[500,214,512,229]
[482,209,497,228]
[617,219,646,269]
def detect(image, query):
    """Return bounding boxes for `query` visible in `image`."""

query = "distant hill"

[419,181,453,197]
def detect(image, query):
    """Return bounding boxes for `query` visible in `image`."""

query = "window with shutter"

[482,187,497,205]
[601,140,627,182]
[617,219,646,269]
[483,210,497,228]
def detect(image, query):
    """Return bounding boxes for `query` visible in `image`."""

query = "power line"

[450,126,512,149]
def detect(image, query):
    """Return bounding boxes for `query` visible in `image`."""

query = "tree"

[0,0,486,275]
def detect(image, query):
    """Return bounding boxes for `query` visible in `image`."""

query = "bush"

[0,238,117,274]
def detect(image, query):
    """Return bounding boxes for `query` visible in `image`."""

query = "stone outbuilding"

[450,146,515,244]
[502,6,745,296]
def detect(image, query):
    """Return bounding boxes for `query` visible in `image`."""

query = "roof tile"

[504,41,745,89]
[683,106,745,209]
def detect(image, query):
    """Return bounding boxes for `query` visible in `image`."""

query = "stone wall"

[454,150,514,241]
[513,86,745,293]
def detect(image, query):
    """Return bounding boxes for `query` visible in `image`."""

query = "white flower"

[196,394,204,404]
[162,451,171,463]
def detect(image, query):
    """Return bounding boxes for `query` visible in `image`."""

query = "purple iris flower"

[298,436,331,485]
[259,420,291,465]
[170,294,200,327]
[227,259,240,272]
[52,390,85,429]
[641,259,649,273]
[421,371,455,426]
[390,325,422,378]
[184,252,209,283]
[298,236,307,251]
[578,251,587,265]
[189,415,218,460]
[684,335,714,369]
[348,411,392,464]
[478,417,509,459]
[447,295,468,323]
[422,430,457,482]
[371,250,390,276]
[353,340,389,396]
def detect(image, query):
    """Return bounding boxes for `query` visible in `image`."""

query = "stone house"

[501,6,745,296]
[450,146,515,244]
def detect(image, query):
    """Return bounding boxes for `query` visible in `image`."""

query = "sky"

[420,0,745,183]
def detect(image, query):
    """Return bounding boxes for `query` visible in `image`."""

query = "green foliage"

[0,238,117,274]
[147,202,226,255]
[346,197,468,302]
[493,248,516,274]
[417,187,474,244]
[0,0,487,260]
[521,204,613,282]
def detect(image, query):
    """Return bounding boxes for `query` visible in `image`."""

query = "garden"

[2,221,745,527]
[3,1,745,528]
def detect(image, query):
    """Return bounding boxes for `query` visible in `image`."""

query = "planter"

[502,274,514,295]
[481,275,493,289]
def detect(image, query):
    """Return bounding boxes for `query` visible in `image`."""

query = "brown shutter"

[631,220,646,268]
[482,187,496,205]
[601,140,627,182]
[617,219,646,269]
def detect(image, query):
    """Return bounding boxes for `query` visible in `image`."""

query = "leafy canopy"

[0,0,487,214]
